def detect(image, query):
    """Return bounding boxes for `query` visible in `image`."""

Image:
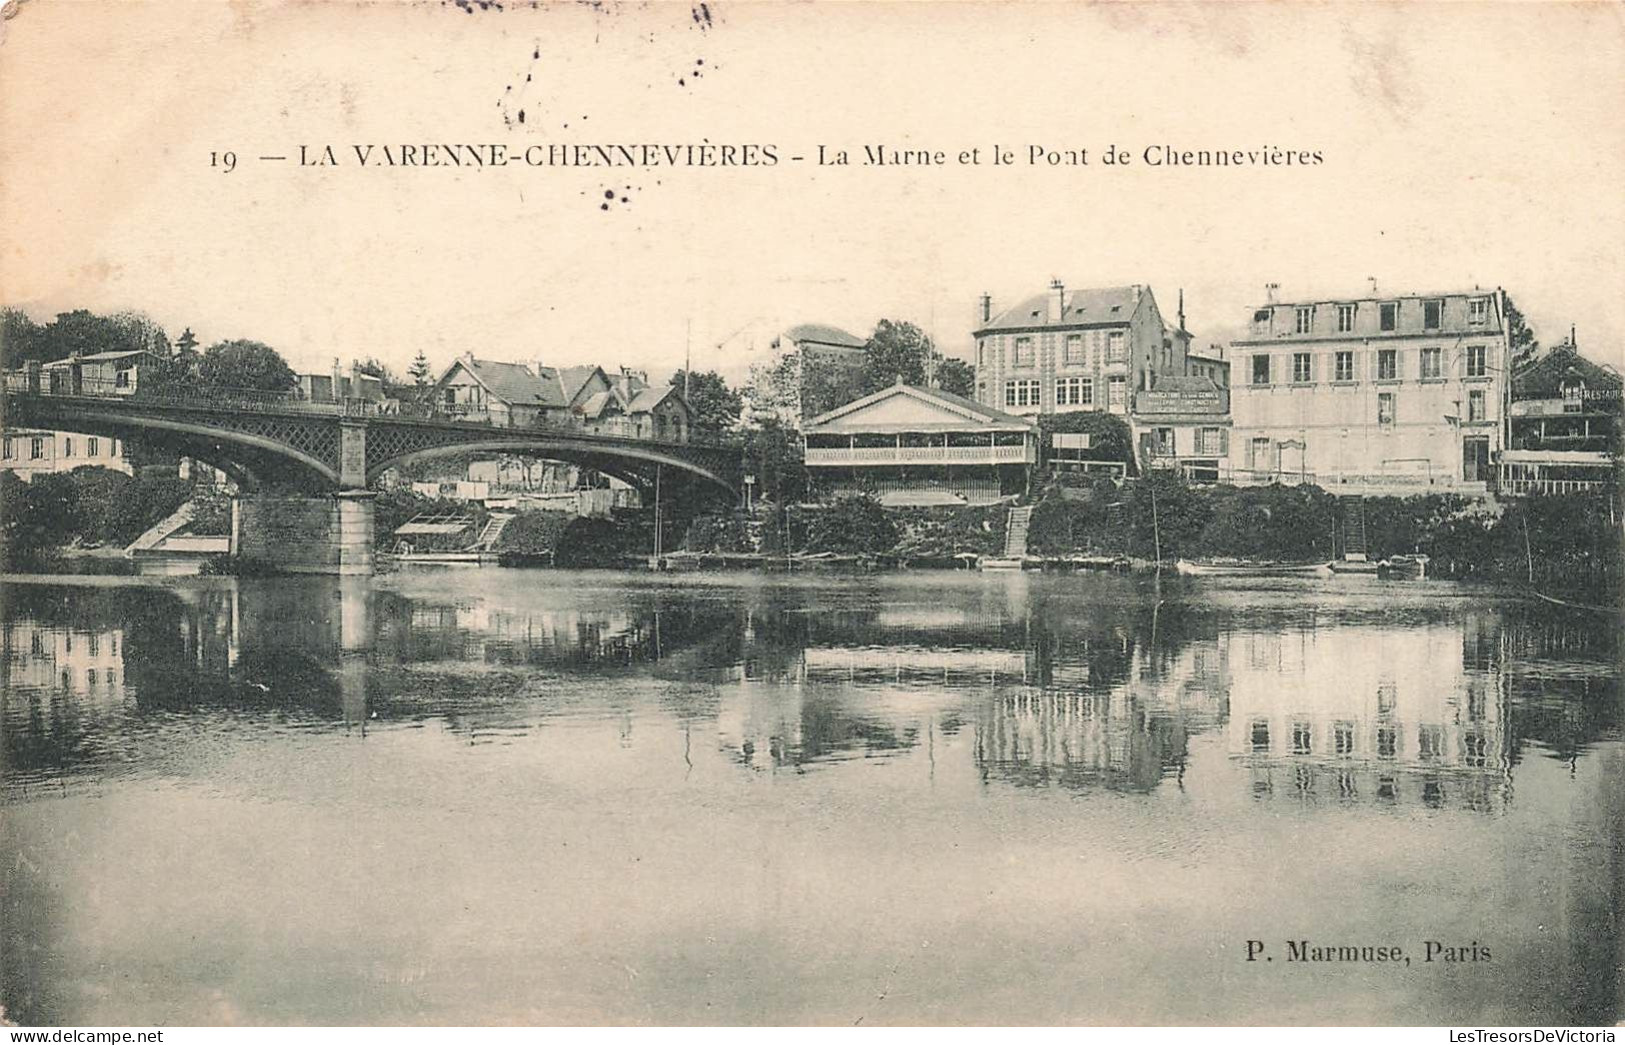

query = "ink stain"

[601,203,610,211]
[518,110,526,124]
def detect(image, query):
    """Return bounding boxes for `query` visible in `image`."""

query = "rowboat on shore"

[1174,559,1334,577]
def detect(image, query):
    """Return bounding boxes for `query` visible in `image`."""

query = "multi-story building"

[972,282,1188,419]
[1133,376,1233,482]
[1500,338,1621,495]
[1,427,130,479]
[1226,285,1512,492]
[802,381,1039,506]
[747,323,871,427]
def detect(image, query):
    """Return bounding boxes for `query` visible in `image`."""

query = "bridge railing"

[4,366,742,451]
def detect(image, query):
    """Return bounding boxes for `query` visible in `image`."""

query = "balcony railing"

[1498,478,1611,496]
[804,445,1032,466]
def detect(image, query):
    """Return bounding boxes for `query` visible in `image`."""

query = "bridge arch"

[369,437,738,500]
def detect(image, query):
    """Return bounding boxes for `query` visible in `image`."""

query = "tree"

[669,368,743,433]
[198,339,297,391]
[408,350,434,389]
[1037,411,1138,477]
[935,355,976,398]
[742,416,809,507]
[175,328,199,354]
[1505,293,1540,370]
[0,308,43,367]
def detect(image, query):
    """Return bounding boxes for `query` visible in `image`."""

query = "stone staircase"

[1343,498,1368,561]
[472,513,513,551]
[1003,505,1034,558]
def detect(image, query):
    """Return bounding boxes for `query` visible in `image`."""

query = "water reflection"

[2,571,1621,1026]
[3,574,1618,806]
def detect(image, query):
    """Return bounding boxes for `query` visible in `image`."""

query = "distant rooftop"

[978,286,1143,333]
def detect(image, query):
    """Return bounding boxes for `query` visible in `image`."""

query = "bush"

[805,495,897,555]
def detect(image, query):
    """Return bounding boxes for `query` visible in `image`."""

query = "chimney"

[332,356,344,401]
[979,292,992,325]
[1265,282,1279,304]
[1177,288,1186,331]
[1049,278,1065,323]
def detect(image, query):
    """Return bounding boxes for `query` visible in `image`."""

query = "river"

[1,569,1619,1026]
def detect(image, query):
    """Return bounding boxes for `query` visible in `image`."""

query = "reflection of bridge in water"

[3,577,1617,807]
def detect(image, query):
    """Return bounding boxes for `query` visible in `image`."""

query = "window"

[1423,299,1443,330]
[1013,337,1035,367]
[87,669,97,687]
[1334,721,1355,756]
[1063,334,1084,364]
[1251,354,1271,386]
[1334,351,1354,382]
[1197,427,1226,456]
[1151,428,1175,456]
[1250,437,1273,470]
[1055,377,1086,406]
[88,437,99,456]
[88,635,98,656]
[115,369,131,388]
[1418,725,1443,761]
[1466,345,1486,378]
[1004,380,1040,407]
[1107,376,1127,407]
[30,437,44,459]
[1469,297,1489,325]
[1250,719,1271,753]
[1078,378,1093,405]
[1,439,10,459]
[63,437,74,458]
[976,382,986,402]
[1420,347,1441,379]
[1377,349,1397,380]
[1292,353,1313,383]
[1292,720,1312,755]
[1337,304,1355,332]
[1295,306,1315,334]
[976,342,986,367]
[1468,389,1486,422]
[1380,302,1398,331]
[1252,308,1271,326]
[1106,331,1126,363]
[1563,382,1584,413]
[1378,392,1396,426]
[1376,726,1398,759]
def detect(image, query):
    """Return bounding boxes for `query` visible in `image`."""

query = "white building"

[1226,285,1511,492]
[1,428,130,479]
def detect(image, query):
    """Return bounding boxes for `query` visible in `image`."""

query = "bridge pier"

[231,490,376,575]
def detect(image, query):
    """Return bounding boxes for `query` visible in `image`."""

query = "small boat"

[1377,554,1430,580]
[978,556,1026,571]
[1175,559,1333,577]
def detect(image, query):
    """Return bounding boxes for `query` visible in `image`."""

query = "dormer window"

[1424,300,1443,330]
[1380,302,1398,331]
[1563,380,1584,413]
[1469,297,1489,325]
[1295,306,1315,334]
[1336,304,1355,333]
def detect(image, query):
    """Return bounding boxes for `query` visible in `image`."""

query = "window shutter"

[1219,428,1230,456]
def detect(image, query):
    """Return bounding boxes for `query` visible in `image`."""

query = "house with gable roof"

[429,353,691,442]
[802,380,1038,506]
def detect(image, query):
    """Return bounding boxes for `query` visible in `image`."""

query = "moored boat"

[1377,554,1430,580]
[1175,559,1333,577]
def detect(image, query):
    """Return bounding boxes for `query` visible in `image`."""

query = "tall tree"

[175,327,199,354]
[198,340,297,392]
[408,349,434,388]
[669,368,743,433]
[1505,293,1540,370]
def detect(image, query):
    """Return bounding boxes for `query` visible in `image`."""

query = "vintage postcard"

[0,0,1620,1031]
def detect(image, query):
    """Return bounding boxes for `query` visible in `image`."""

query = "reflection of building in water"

[973,628,1230,793]
[5,620,129,703]
[1225,615,1509,811]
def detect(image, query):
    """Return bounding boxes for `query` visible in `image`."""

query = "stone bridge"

[3,368,742,574]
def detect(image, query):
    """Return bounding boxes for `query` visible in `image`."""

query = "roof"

[1512,346,1622,401]
[627,384,681,413]
[439,356,568,408]
[558,365,602,404]
[42,350,164,366]
[784,324,867,350]
[578,389,619,419]
[1148,374,1222,393]
[979,286,1143,333]
[805,381,1038,432]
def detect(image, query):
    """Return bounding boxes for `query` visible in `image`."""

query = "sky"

[2,1,1622,386]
